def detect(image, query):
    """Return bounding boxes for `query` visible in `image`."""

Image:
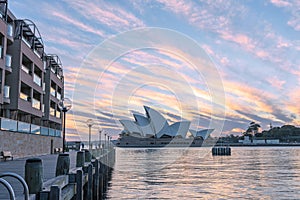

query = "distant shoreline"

[215,143,300,147]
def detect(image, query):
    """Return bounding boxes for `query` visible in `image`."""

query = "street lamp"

[98,128,102,149]
[104,132,107,150]
[58,98,72,153]
[86,119,94,150]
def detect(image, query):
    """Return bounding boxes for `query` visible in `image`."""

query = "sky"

[9,0,300,141]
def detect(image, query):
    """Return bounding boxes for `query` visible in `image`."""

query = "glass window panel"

[18,121,30,133]
[49,128,55,136]
[41,127,49,136]
[1,118,17,131]
[31,124,40,135]
[56,130,61,137]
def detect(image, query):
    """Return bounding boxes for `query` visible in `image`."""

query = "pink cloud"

[269,0,300,31]
[62,0,144,31]
[270,0,292,7]
[266,76,286,90]
[51,11,106,37]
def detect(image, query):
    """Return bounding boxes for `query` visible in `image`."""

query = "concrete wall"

[0,130,62,158]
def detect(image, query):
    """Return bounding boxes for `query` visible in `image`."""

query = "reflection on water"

[107,147,300,199]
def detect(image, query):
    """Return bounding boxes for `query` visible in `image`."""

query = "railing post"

[76,151,85,168]
[76,169,83,200]
[25,158,43,194]
[84,149,92,162]
[99,162,103,199]
[87,163,93,200]
[49,185,61,200]
[56,153,70,176]
[93,160,99,200]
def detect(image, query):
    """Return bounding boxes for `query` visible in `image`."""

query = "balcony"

[0,46,2,59]
[3,85,10,103]
[33,73,41,86]
[20,92,30,101]
[7,24,13,38]
[56,110,61,118]
[16,20,44,59]
[50,87,56,97]
[50,107,55,116]
[32,98,41,110]
[5,54,11,68]
[57,92,61,100]
[21,65,30,74]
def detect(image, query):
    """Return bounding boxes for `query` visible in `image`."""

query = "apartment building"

[0,1,64,156]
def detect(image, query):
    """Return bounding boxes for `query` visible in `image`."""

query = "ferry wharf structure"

[0,147,115,200]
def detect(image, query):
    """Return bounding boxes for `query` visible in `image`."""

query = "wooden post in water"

[76,169,83,200]
[25,158,43,194]
[76,151,85,167]
[56,153,70,176]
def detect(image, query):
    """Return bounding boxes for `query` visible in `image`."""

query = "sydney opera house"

[115,106,214,147]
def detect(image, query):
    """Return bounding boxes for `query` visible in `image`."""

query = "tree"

[248,122,261,136]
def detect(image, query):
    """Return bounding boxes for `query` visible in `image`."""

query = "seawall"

[0,130,62,158]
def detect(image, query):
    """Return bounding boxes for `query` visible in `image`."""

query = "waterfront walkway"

[0,151,77,200]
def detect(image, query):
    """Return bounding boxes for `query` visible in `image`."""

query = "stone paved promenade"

[0,151,77,200]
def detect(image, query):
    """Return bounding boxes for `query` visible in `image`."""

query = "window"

[22,54,32,74]
[20,82,31,101]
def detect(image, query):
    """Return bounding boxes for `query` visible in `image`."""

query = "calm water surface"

[106,147,300,199]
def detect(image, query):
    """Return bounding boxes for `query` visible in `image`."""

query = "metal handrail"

[0,172,29,200]
[0,178,15,200]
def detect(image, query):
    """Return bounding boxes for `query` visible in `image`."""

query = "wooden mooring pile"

[25,148,115,200]
[212,146,231,156]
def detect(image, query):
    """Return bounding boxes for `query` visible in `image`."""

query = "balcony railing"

[4,85,10,98]
[22,37,31,48]
[57,92,61,100]
[50,107,55,116]
[0,117,61,137]
[56,110,61,118]
[7,24,13,37]
[5,54,11,68]
[20,92,29,101]
[51,87,55,97]
[33,73,41,86]
[21,65,30,74]
[32,98,41,110]
[0,45,2,59]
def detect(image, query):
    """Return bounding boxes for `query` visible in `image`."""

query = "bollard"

[84,149,92,162]
[25,158,43,194]
[76,151,85,167]
[56,153,70,176]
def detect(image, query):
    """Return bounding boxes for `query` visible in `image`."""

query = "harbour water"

[107,147,300,199]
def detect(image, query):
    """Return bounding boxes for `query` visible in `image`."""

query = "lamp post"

[86,119,94,150]
[98,128,102,149]
[58,98,72,153]
[104,132,107,150]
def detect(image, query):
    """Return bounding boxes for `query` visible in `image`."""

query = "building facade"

[0,1,64,157]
